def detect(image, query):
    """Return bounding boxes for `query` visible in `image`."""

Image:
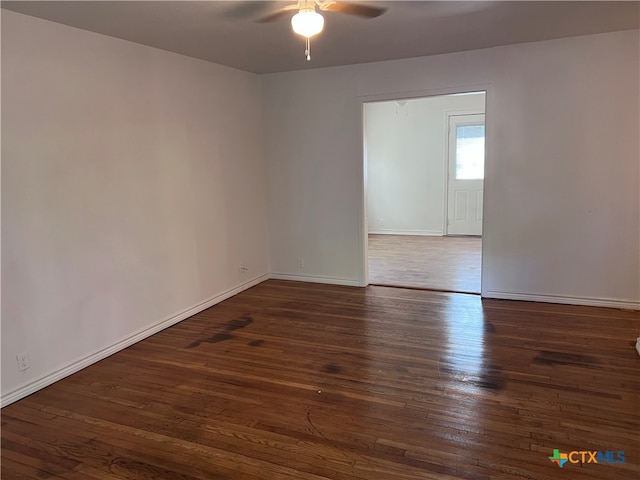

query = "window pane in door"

[456,124,485,180]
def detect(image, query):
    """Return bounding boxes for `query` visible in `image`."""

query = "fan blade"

[322,2,386,18]
[222,2,272,20]
[256,4,299,23]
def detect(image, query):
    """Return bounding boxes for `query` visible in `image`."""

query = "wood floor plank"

[368,234,482,293]
[2,279,639,479]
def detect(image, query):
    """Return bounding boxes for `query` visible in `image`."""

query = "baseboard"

[483,290,640,310]
[269,273,362,287]
[0,274,269,408]
[368,230,444,236]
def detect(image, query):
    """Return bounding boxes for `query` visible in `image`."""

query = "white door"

[446,114,485,236]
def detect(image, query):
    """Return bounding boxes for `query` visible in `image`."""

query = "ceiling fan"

[257,0,387,61]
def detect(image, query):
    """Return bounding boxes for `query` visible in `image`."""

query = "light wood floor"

[2,280,639,479]
[368,234,482,293]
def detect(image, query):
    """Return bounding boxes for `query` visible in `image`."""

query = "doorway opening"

[363,91,486,294]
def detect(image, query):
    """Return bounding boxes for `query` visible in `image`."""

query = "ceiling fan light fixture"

[291,8,324,38]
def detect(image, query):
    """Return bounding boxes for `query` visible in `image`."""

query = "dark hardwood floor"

[368,235,481,294]
[2,280,639,479]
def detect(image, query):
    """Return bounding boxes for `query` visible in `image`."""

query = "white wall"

[2,13,638,407]
[262,30,640,308]
[366,93,485,235]
[1,11,269,405]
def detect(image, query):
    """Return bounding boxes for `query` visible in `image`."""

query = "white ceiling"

[2,1,638,74]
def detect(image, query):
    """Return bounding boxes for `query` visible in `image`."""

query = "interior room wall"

[1,11,270,405]
[262,29,640,308]
[366,93,485,235]
[2,11,638,406]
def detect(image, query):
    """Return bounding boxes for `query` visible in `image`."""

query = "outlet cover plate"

[16,352,30,372]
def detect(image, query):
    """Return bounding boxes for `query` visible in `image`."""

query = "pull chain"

[305,37,311,61]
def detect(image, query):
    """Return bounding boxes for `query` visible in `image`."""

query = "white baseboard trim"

[269,273,362,287]
[368,230,444,236]
[0,274,269,408]
[483,290,640,310]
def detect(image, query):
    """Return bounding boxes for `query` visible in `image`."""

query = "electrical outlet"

[378,218,384,226]
[239,265,248,275]
[16,352,30,372]
[297,257,304,269]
